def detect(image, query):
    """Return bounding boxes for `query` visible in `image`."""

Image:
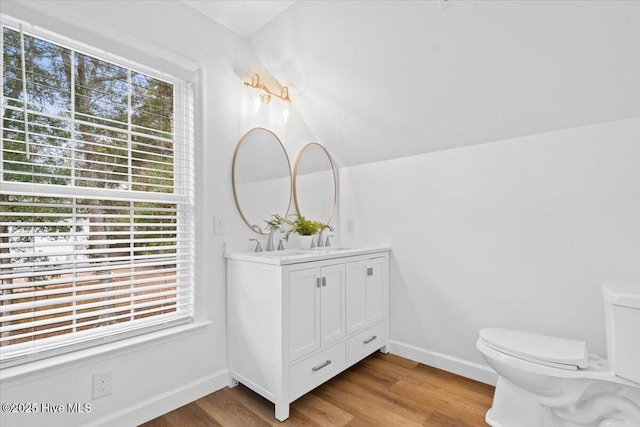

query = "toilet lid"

[479,328,589,370]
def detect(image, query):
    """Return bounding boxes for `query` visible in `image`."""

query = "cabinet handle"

[367,267,373,276]
[312,359,332,372]
[363,335,377,344]
[322,277,327,287]
[316,278,321,288]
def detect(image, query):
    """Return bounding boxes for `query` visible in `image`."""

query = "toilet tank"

[603,281,640,384]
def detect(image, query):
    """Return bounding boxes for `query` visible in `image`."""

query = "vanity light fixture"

[244,74,291,121]
[244,74,291,104]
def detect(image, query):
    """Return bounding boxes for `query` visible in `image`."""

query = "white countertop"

[224,245,390,266]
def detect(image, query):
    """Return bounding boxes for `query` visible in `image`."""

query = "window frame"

[0,14,196,368]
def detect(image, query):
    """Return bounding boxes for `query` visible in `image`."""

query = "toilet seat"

[479,328,589,370]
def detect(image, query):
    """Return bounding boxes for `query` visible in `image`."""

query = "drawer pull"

[363,335,377,344]
[311,359,332,372]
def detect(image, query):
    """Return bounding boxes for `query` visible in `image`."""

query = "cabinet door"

[289,268,321,360]
[320,264,345,347]
[366,257,386,325]
[346,257,387,334]
[346,260,368,334]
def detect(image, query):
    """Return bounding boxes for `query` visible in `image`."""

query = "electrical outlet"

[93,372,112,400]
[346,218,354,233]
[214,215,225,235]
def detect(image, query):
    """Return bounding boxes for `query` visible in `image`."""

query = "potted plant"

[264,214,286,232]
[285,214,324,249]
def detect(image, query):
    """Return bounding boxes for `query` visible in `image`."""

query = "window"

[0,18,195,367]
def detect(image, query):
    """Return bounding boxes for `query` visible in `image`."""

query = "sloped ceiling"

[180,0,297,37]
[246,0,640,167]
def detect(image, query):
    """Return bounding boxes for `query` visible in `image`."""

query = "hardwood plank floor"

[141,352,495,427]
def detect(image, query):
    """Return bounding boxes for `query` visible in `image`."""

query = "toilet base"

[488,376,553,427]
[486,375,640,427]
[485,409,499,426]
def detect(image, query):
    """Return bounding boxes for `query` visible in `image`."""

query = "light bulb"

[282,102,291,122]
[253,89,261,112]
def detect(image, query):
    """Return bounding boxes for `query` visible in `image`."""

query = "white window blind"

[0,19,195,367]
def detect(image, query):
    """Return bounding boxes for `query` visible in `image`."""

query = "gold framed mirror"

[293,142,337,224]
[232,128,292,234]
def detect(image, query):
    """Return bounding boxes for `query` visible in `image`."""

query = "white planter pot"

[297,235,316,249]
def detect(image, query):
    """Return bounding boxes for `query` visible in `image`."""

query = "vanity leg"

[228,376,239,388]
[275,403,290,422]
[379,344,388,354]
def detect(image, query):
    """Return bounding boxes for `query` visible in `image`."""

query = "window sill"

[0,320,213,386]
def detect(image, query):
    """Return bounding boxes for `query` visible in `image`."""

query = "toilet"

[477,281,640,427]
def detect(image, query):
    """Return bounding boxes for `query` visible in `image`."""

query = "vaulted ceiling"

[191,0,640,167]
[181,0,297,37]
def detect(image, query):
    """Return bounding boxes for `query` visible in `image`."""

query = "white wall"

[340,117,640,384]
[0,1,315,426]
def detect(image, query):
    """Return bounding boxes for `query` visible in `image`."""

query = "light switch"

[214,216,225,235]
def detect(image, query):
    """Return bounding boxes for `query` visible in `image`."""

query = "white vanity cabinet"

[226,247,389,421]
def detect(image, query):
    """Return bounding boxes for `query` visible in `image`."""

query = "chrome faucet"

[250,224,263,252]
[266,224,285,251]
[249,238,263,252]
[316,224,334,248]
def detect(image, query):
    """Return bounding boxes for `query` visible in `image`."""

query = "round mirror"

[232,128,292,234]
[293,142,337,224]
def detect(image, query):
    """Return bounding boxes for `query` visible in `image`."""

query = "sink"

[253,247,356,259]
[257,250,311,258]
[310,245,355,252]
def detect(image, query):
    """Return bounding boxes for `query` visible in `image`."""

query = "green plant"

[285,214,324,237]
[264,214,286,231]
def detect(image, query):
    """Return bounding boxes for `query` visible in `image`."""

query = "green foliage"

[285,214,324,237]
[264,214,286,231]
[0,24,184,348]
[1,26,178,279]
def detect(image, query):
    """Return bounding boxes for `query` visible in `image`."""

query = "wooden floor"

[141,352,495,427]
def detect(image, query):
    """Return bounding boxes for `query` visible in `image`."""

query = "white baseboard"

[86,369,228,427]
[388,340,497,386]
[79,343,494,427]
